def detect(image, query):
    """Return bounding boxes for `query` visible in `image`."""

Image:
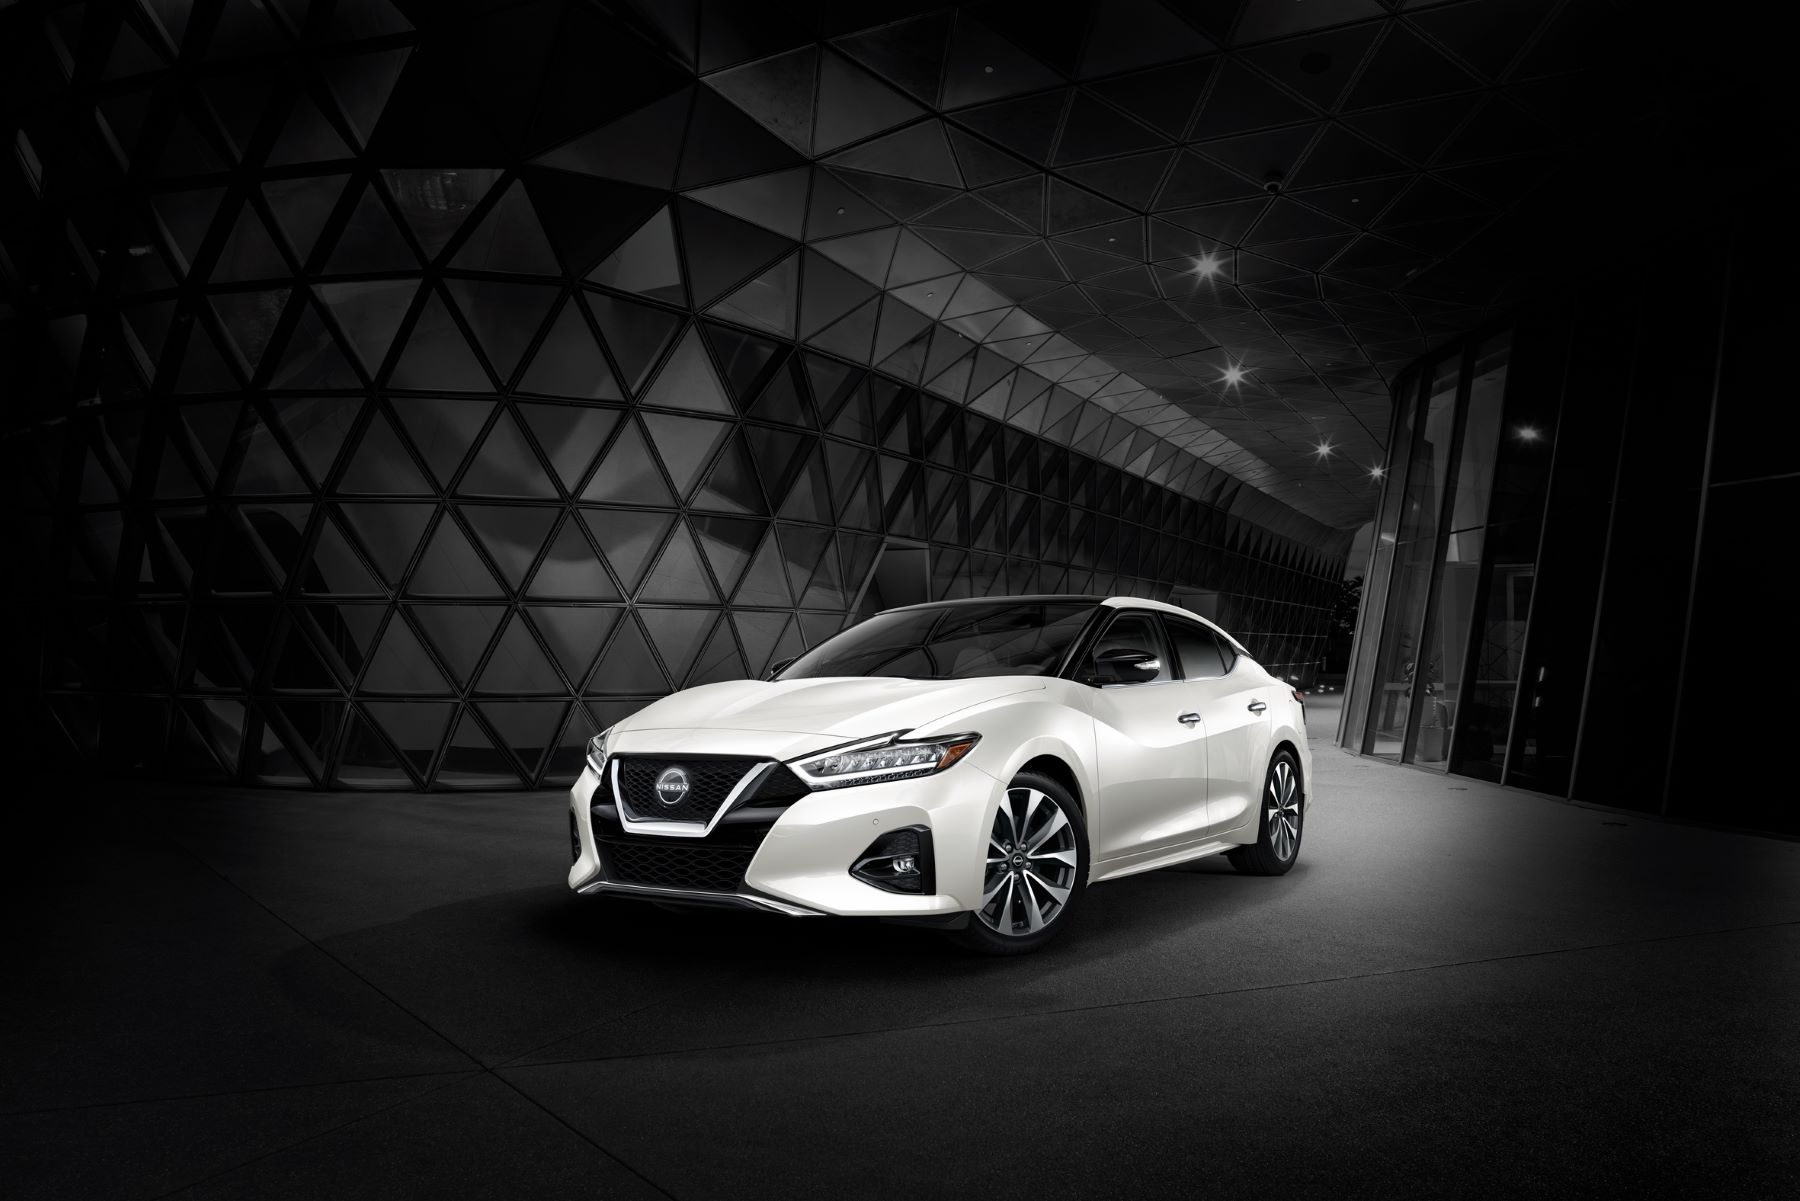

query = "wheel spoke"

[1024,869,1070,906]
[1023,805,1069,852]
[980,871,1010,907]
[994,797,1018,846]
[1028,847,1078,868]
[1021,877,1048,932]
[1018,790,1046,843]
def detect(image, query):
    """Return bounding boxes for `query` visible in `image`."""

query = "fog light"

[851,826,934,894]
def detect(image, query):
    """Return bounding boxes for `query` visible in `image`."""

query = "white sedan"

[568,595,1311,954]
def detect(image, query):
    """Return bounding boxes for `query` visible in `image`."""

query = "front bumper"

[567,760,997,917]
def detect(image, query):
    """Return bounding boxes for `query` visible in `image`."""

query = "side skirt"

[1089,839,1239,884]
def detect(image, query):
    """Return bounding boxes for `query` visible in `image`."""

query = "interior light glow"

[1514,424,1544,443]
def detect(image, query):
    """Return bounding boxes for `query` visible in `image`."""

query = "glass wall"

[1357,356,1465,759]
[1346,329,1547,774]
[1342,229,1795,835]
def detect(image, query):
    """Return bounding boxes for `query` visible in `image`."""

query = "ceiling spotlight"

[1222,364,1246,386]
[1514,424,1544,443]
[1369,465,1385,479]
[1193,252,1225,279]
[1313,440,1335,459]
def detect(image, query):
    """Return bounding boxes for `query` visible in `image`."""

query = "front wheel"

[1227,749,1304,876]
[948,771,1089,956]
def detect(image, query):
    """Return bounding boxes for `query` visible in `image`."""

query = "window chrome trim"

[611,758,776,839]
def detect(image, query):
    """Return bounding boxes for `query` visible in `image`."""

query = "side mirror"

[1092,648,1161,685]
[766,656,796,680]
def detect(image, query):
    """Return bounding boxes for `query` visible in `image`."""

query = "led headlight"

[789,731,979,790]
[584,728,612,776]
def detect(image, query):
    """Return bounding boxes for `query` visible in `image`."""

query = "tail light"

[1292,689,1306,706]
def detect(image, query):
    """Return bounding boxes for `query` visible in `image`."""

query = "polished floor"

[6,698,1797,1199]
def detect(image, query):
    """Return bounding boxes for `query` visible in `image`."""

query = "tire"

[1227,749,1304,876]
[948,770,1089,956]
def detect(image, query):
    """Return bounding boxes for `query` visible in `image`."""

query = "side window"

[1168,618,1231,680]
[1090,613,1172,683]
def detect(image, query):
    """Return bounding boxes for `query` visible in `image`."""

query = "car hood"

[611,676,1047,759]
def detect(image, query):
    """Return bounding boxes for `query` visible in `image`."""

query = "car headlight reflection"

[585,728,612,776]
[790,731,980,790]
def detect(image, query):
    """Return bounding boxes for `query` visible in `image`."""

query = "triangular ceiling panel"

[676,198,798,309]
[704,45,819,155]
[684,167,810,240]
[586,292,685,394]
[587,206,687,304]
[533,87,692,188]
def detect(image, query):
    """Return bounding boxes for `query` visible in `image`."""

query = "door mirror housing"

[766,656,796,680]
[1091,647,1161,685]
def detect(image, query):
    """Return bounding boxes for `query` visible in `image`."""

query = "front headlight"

[585,728,612,776]
[789,731,980,790]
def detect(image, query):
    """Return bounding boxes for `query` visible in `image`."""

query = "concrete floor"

[6,696,1797,1199]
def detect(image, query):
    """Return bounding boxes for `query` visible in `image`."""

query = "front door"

[1085,611,1210,861]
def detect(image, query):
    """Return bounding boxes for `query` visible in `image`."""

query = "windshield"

[776,601,1098,680]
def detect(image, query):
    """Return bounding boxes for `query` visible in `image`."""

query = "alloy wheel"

[1267,760,1301,861]
[978,787,1079,935]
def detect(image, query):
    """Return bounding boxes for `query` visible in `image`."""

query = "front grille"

[615,756,761,824]
[744,763,810,807]
[598,838,756,893]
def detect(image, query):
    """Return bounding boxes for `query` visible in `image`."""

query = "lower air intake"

[598,839,756,894]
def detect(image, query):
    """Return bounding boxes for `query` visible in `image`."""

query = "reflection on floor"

[6,716,1798,1199]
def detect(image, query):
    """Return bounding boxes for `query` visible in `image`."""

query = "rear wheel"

[1227,749,1304,876]
[949,771,1089,956]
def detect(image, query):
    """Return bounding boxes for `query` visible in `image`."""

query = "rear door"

[1165,617,1268,836]
[1084,611,1210,861]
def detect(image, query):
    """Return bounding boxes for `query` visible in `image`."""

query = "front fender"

[947,697,1100,863]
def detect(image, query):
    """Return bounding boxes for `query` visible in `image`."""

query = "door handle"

[1247,700,1267,714]
[1177,712,1202,726]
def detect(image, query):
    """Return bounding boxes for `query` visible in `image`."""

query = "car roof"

[876,594,1246,652]
[878,594,1106,612]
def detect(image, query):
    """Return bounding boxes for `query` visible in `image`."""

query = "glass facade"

[1341,215,1798,835]
[0,5,1351,791]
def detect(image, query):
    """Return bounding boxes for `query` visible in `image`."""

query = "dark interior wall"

[1339,1,1800,834]
[0,2,1348,791]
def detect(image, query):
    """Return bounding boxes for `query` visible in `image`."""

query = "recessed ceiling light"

[1193,252,1225,279]
[1369,465,1385,479]
[1514,424,1544,443]
[1314,440,1335,458]
[983,65,994,73]
[1222,364,1245,386]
